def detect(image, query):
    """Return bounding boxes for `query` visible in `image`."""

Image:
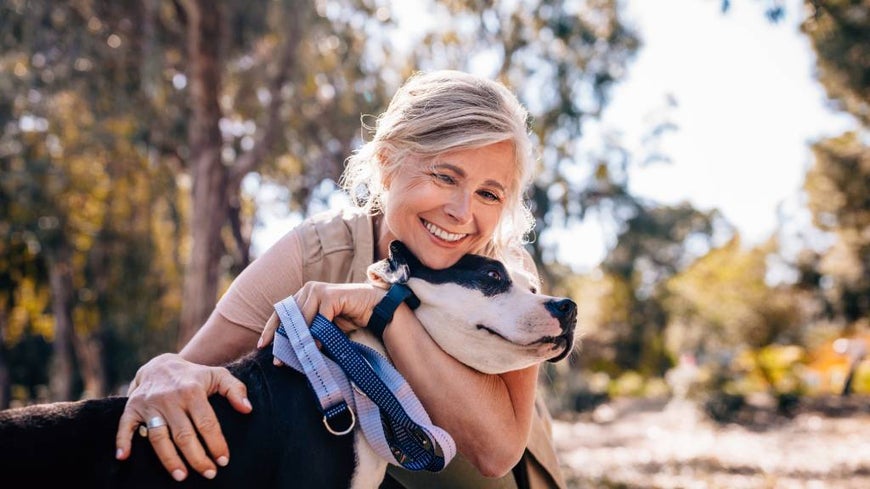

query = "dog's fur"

[0,242,576,489]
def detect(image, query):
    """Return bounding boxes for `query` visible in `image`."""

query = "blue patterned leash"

[272,296,456,471]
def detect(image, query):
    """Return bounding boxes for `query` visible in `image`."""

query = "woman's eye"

[432,173,455,184]
[478,190,501,202]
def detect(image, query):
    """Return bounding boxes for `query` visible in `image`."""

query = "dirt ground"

[552,396,870,489]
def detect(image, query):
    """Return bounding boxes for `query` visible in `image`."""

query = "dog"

[0,241,576,488]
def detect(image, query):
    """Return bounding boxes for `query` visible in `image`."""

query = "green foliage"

[665,237,805,353]
[804,132,870,324]
[802,0,870,125]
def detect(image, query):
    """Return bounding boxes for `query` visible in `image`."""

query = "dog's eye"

[530,287,538,294]
[486,269,502,281]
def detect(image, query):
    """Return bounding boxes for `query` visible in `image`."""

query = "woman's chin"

[417,254,460,270]
[410,234,480,269]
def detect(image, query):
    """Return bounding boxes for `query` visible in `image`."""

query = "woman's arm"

[384,305,538,477]
[256,247,544,478]
[115,229,306,481]
[259,280,536,477]
[383,248,543,477]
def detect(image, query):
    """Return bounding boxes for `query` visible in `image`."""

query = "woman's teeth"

[424,220,466,242]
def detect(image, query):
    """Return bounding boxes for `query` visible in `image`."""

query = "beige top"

[214,207,566,489]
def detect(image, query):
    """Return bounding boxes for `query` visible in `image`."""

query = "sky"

[252,0,856,269]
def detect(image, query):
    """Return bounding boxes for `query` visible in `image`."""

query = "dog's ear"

[366,241,413,286]
[388,241,420,271]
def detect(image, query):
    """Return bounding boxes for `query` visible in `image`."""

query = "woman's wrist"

[366,284,419,339]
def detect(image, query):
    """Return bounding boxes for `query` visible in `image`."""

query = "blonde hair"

[341,70,536,256]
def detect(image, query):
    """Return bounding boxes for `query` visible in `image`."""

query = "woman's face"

[380,140,516,270]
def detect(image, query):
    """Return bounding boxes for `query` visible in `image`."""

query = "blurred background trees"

[0,0,867,410]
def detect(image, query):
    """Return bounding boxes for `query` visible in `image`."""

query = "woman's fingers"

[257,313,280,349]
[334,317,359,334]
[211,365,253,414]
[187,401,230,471]
[169,366,248,477]
[115,405,142,460]
[170,403,227,479]
[293,281,386,330]
[115,354,252,480]
[148,415,195,481]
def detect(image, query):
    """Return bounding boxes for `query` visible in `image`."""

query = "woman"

[115,70,567,489]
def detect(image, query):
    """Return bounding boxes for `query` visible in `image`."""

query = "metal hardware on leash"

[322,406,356,435]
[271,296,456,472]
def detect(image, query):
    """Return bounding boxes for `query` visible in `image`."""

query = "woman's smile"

[422,219,467,243]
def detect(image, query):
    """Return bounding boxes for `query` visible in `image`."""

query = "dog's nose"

[545,298,577,363]
[545,298,577,328]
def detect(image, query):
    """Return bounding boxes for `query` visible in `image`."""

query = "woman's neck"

[373,213,395,262]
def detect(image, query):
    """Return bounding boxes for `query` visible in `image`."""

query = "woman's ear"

[376,149,393,189]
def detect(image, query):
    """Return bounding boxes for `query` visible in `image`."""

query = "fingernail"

[172,469,186,481]
[115,448,124,460]
[217,455,229,467]
[203,469,216,479]
[243,397,252,410]
[256,337,263,349]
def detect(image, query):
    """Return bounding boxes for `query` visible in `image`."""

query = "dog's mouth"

[476,324,510,342]
[546,334,574,362]
[476,325,573,361]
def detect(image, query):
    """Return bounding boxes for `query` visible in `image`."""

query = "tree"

[804,132,870,326]
[800,0,869,330]
[0,0,395,399]
[0,0,190,399]
[600,202,725,374]
[175,0,397,345]
[665,237,805,353]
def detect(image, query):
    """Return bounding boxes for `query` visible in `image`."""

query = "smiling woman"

[377,142,515,270]
[342,71,536,262]
[116,70,567,489]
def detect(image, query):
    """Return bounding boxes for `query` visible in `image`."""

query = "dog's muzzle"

[544,298,577,362]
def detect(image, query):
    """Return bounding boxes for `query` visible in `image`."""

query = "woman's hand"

[115,353,252,481]
[257,281,385,352]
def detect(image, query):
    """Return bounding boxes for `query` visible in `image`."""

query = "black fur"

[0,349,355,488]
[389,241,512,297]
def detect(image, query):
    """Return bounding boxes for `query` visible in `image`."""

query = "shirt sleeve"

[214,228,305,334]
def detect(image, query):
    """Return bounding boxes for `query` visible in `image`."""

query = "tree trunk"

[176,1,305,347]
[178,0,228,347]
[46,242,77,401]
[0,307,10,409]
[74,332,108,398]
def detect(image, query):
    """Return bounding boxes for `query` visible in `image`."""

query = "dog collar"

[367,283,420,340]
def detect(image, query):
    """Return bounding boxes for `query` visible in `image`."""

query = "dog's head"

[367,241,577,374]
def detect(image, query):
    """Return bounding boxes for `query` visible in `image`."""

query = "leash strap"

[272,296,456,471]
[273,298,355,435]
[309,314,454,471]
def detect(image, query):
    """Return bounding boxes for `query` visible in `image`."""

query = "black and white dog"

[0,241,576,489]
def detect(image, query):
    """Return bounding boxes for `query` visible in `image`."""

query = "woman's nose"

[444,190,472,223]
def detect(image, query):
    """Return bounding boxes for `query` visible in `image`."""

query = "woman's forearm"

[383,304,538,477]
[180,313,261,366]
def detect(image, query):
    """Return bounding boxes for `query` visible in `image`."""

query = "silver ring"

[146,415,167,430]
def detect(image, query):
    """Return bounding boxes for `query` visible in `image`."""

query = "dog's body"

[0,242,576,488]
